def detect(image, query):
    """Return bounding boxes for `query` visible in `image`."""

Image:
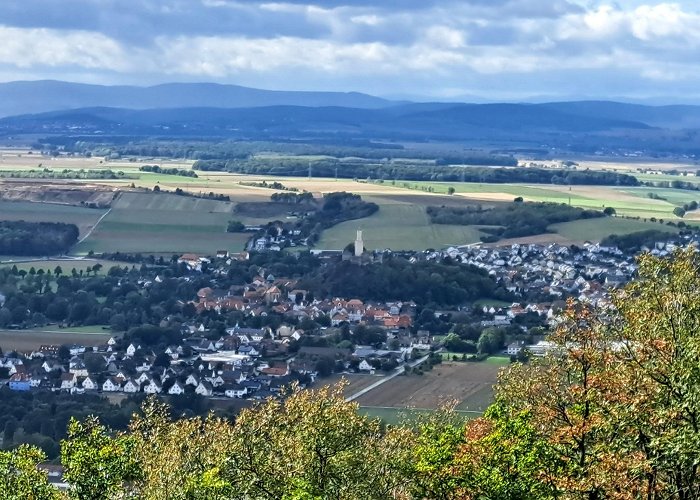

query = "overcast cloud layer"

[0,0,698,102]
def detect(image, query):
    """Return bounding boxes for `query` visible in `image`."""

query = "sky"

[0,0,698,102]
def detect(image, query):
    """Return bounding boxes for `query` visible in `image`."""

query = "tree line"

[194,159,639,186]
[138,165,198,178]
[427,202,605,242]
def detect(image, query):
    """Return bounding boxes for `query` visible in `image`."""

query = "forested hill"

[0,103,651,140]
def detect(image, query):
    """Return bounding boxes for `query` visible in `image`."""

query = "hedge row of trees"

[0,221,79,256]
[0,168,132,180]
[427,202,604,242]
[8,249,700,498]
[138,165,198,177]
[194,159,639,186]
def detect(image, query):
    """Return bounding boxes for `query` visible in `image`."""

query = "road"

[344,354,430,402]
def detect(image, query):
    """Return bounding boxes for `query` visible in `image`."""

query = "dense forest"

[0,221,79,256]
[301,257,508,305]
[194,158,639,186]
[6,249,700,498]
[427,202,604,242]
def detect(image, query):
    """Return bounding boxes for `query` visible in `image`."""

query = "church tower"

[354,229,363,257]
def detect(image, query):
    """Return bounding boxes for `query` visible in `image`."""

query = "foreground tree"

[0,445,58,500]
[221,383,412,499]
[460,248,700,499]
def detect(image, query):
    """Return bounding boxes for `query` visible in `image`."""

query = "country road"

[344,354,430,402]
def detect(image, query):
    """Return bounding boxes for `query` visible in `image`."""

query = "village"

[0,230,691,402]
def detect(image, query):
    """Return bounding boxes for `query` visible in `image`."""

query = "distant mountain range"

[0,80,395,117]
[1,81,700,155]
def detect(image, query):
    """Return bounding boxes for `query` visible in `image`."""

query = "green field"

[74,192,257,255]
[396,181,684,219]
[317,196,484,250]
[550,217,679,242]
[0,200,106,237]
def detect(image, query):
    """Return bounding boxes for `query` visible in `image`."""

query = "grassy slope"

[316,196,483,250]
[550,217,680,242]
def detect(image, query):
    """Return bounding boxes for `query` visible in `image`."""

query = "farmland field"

[321,373,384,397]
[0,328,112,353]
[74,192,264,255]
[0,200,106,237]
[317,195,484,250]
[1,152,697,254]
[355,361,501,413]
[550,217,679,242]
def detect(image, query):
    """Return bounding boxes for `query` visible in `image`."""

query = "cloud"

[0,1,697,100]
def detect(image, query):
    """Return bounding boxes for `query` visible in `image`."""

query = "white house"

[185,374,200,387]
[224,385,248,398]
[195,381,213,397]
[358,360,374,372]
[60,373,76,390]
[168,381,186,395]
[143,379,162,394]
[123,379,141,393]
[506,341,525,356]
[135,372,150,385]
[125,344,139,357]
[69,361,89,378]
[102,378,122,392]
[82,376,99,391]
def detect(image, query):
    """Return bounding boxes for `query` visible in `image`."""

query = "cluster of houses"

[5,232,694,396]
[4,329,303,398]
[193,274,416,333]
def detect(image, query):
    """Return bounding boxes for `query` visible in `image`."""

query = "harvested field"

[320,373,384,397]
[75,191,261,255]
[355,362,501,412]
[0,328,112,353]
[0,180,117,207]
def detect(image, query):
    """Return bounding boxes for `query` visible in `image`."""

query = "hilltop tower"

[354,229,363,257]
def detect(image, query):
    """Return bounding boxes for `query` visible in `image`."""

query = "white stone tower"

[354,229,363,257]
